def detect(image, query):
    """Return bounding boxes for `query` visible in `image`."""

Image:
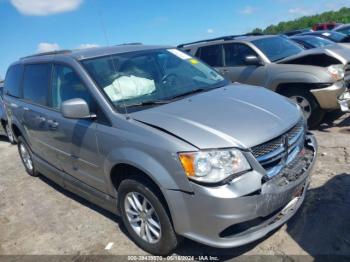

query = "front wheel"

[118,179,180,255]
[285,90,325,128]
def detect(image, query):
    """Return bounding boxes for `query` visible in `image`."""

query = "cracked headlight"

[327,64,345,81]
[178,149,251,184]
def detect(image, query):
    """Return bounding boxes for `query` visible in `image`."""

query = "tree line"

[252,7,350,34]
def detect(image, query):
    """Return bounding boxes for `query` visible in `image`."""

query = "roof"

[178,34,277,48]
[20,44,173,63]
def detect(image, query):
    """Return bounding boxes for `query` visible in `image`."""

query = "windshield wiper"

[126,100,169,107]
[169,88,207,100]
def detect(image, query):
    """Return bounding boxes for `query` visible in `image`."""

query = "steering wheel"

[161,73,179,87]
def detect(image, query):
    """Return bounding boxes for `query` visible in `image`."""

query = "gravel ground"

[0,112,349,261]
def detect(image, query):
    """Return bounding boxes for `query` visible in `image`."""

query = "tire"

[283,89,325,129]
[118,178,180,255]
[5,124,16,144]
[17,136,39,177]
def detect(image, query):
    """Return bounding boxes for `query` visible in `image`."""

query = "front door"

[45,64,106,192]
[221,43,267,87]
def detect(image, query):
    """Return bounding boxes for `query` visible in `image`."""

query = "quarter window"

[23,64,50,106]
[224,43,258,66]
[197,45,223,67]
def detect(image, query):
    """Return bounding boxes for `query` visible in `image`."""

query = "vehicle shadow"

[0,134,10,142]
[317,111,350,133]
[38,172,350,261]
[175,174,350,261]
[38,175,120,225]
[286,173,350,257]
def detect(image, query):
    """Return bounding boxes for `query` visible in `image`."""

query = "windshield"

[82,49,227,112]
[299,36,334,48]
[252,36,303,62]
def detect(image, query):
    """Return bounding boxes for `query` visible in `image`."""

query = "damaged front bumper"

[338,89,350,112]
[311,81,350,111]
[166,134,317,248]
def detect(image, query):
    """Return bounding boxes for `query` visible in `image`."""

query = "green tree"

[252,7,350,34]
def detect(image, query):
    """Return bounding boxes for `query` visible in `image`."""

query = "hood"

[322,44,350,64]
[276,49,325,64]
[130,84,301,149]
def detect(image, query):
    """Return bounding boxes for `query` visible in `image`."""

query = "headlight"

[327,65,345,81]
[178,149,251,184]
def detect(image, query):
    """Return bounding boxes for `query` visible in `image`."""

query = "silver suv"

[4,45,317,255]
[179,34,350,127]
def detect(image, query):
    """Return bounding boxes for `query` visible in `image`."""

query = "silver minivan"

[4,45,317,255]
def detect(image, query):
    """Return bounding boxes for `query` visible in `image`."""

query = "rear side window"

[224,43,258,66]
[23,64,51,106]
[197,45,223,67]
[4,64,23,98]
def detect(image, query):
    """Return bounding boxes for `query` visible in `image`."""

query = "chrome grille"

[251,119,305,159]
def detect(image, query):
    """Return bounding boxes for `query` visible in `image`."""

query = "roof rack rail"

[21,50,71,60]
[178,33,265,48]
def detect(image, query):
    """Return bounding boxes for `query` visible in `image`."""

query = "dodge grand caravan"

[4,45,317,255]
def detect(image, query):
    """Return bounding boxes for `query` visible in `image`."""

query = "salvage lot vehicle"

[180,34,350,127]
[4,45,317,255]
[0,82,15,144]
[298,30,350,44]
[290,35,350,85]
[312,22,341,31]
[333,23,350,36]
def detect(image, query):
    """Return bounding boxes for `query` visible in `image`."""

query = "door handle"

[47,120,59,130]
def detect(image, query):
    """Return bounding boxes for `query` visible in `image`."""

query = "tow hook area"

[338,89,350,112]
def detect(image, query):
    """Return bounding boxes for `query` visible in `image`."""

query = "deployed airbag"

[104,75,156,102]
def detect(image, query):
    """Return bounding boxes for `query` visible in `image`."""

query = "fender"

[267,70,334,91]
[104,147,193,196]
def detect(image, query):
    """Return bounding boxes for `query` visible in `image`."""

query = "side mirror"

[61,98,95,119]
[244,55,264,66]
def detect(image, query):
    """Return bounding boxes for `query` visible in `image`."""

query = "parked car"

[179,34,350,127]
[0,81,15,143]
[290,35,336,49]
[282,28,312,37]
[290,35,350,85]
[298,30,350,44]
[4,45,317,255]
[333,23,350,36]
[312,22,342,31]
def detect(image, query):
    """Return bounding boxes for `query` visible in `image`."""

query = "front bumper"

[311,81,349,111]
[166,134,317,248]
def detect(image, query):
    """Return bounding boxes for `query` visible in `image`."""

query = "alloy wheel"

[124,192,162,244]
[290,95,312,119]
[19,143,33,171]
[5,125,14,144]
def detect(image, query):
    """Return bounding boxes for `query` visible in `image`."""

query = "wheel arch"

[110,163,174,224]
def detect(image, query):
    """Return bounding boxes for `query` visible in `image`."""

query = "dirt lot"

[0,112,349,261]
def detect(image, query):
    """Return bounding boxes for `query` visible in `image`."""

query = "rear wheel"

[5,124,15,144]
[17,136,38,177]
[284,89,325,128]
[118,179,180,255]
